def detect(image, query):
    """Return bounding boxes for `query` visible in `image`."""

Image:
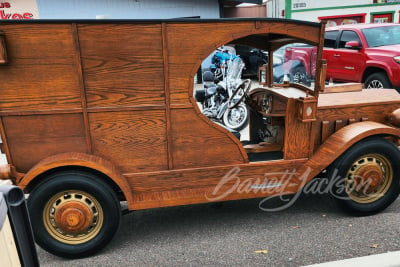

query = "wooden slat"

[89,110,168,173]
[72,23,92,154]
[321,120,331,143]
[162,23,173,170]
[78,24,165,108]
[2,114,87,172]
[0,24,81,112]
[322,83,362,93]
[335,119,346,131]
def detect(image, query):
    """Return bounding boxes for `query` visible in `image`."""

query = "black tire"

[364,72,392,89]
[27,171,121,258]
[327,138,400,216]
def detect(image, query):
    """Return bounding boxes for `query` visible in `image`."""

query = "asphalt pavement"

[37,191,400,266]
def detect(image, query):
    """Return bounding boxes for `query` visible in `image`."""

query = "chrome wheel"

[223,103,249,131]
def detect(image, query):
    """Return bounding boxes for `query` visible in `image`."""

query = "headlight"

[394,56,400,64]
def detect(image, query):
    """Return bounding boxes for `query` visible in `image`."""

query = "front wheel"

[222,103,249,131]
[327,138,400,216]
[364,72,392,89]
[27,171,121,258]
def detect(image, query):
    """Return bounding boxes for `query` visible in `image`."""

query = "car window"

[362,25,400,47]
[324,31,339,48]
[338,30,361,49]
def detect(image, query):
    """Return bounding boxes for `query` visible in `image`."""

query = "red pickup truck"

[323,23,400,90]
[278,23,400,90]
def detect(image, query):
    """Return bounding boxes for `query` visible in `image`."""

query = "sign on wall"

[0,1,39,19]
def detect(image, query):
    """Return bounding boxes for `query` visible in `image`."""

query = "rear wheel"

[328,138,400,216]
[27,171,121,258]
[364,72,391,89]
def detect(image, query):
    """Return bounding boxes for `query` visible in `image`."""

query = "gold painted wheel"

[43,190,104,245]
[345,154,393,204]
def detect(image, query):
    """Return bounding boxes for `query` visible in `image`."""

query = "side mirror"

[345,41,361,50]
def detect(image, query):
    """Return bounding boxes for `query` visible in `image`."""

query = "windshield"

[362,25,400,47]
[272,43,317,90]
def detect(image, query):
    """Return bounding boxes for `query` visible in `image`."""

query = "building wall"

[224,4,266,17]
[267,0,400,23]
[36,0,220,19]
[290,1,400,23]
[266,0,285,18]
[0,0,39,19]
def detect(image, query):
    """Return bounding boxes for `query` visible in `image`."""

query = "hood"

[367,44,400,55]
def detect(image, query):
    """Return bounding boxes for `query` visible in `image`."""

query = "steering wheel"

[227,79,252,109]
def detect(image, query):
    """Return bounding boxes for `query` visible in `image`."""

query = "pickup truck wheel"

[328,138,400,216]
[27,171,121,258]
[364,72,391,89]
[291,66,306,83]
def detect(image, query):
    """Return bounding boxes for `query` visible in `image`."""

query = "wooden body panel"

[0,25,81,112]
[78,24,165,108]
[3,114,87,172]
[127,159,307,210]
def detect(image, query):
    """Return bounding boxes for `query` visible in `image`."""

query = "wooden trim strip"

[162,22,174,170]
[0,117,11,164]
[0,105,167,117]
[170,104,193,109]
[72,24,92,154]
[321,120,330,143]
[0,109,83,117]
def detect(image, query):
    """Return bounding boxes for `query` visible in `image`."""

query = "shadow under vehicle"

[1,18,400,259]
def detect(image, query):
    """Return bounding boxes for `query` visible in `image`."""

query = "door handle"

[344,66,355,70]
[333,54,340,57]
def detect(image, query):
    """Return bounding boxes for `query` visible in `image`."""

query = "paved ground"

[37,192,400,266]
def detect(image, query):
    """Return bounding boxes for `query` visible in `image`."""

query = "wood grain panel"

[317,104,399,123]
[2,114,87,172]
[78,24,165,107]
[0,24,81,112]
[318,89,400,108]
[284,99,312,159]
[0,24,76,59]
[127,158,305,193]
[127,159,307,209]
[89,110,168,173]
[0,64,81,112]
[171,108,246,169]
[312,103,400,150]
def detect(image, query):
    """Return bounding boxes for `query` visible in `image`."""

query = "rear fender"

[17,153,133,204]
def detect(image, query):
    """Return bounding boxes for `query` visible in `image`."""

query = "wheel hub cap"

[55,202,92,234]
[351,163,383,194]
[346,154,393,203]
[43,190,104,244]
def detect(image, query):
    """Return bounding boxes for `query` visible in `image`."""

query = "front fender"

[298,121,400,183]
[365,60,400,86]
[18,153,134,204]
